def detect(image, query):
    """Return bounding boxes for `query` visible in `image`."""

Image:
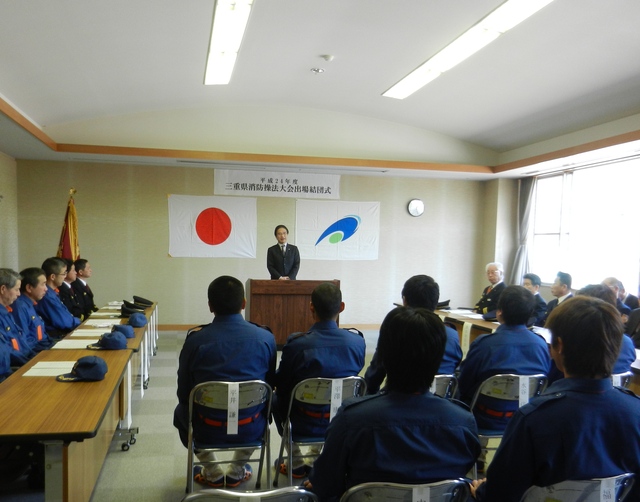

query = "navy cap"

[87,331,128,350]
[112,324,135,339]
[133,295,153,307]
[128,312,147,328]
[56,356,108,382]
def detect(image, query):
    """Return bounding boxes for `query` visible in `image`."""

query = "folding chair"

[181,486,319,501]
[611,371,633,389]
[430,374,458,399]
[339,479,471,502]
[273,376,366,487]
[519,473,635,502]
[186,380,272,493]
[469,374,547,478]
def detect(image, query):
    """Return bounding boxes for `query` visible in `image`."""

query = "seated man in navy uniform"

[473,262,506,317]
[72,258,98,318]
[458,285,551,431]
[305,307,480,502]
[0,268,34,368]
[12,268,55,353]
[173,275,276,489]
[364,274,462,394]
[58,259,85,320]
[472,296,640,501]
[35,257,80,339]
[272,282,365,478]
[522,272,547,326]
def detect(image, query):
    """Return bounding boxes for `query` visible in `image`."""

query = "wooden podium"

[245,279,340,347]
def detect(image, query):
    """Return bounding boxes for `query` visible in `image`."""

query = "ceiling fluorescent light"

[383,0,555,99]
[204,0,253,85]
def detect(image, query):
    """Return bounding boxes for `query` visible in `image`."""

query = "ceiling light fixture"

[383,0,555,99]
[204,0,254,85]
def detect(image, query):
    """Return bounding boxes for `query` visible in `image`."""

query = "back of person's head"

[401,275,439,311]
[546,296,622,378]
[208,276,244,315]
[577,284,617,307]
[74,258,88,272]
[556,271,572,289]
[41,257,66,277]
[377,306,446,393]
[19,267,45,292]
[497,285,535,325]
[0,268,20,289]
[311,282,342,320]
[523,273,541,287]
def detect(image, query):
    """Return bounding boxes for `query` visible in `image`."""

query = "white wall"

[0,152,19,269]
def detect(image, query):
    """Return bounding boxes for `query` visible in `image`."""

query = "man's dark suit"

[624,294,639,311]
[267,244,300,280]
[72,279,97,318]
[474,282,505,315]
[58,282,84,319]
[544,293,573,325]
[530,293,547,327]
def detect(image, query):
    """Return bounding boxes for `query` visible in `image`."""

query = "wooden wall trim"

[0,96,57,150]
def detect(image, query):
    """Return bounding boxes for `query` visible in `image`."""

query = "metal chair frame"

[519,473,635,502]
[469,373,548,478]
[430,374,458,399]
[181,486,319,501]
[339,479,471,502]
[611,371,633,389]
[273,376,366,487]
[186,380,272,493]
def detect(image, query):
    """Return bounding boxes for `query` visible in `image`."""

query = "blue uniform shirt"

[457,323,551,430]
[11,295,54,352]
[0,305,33,366]
[476,378,640,502]
[173,314,276,446]
[364,324,462,394]
[34,286,80,336]
[309,391,480,502]
[273,320,366,436]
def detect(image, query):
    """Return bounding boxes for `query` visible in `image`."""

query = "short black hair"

[577,284,616,307]
[74,258,88,272]
[497,285,535,325]
[401,275,439,311]
[523,273,541,287]
[556,271,572,289]
[19,267,45,292]
[41,257,66,277]
[311,283,342,320]
[274,225,289,237]
[547,296,622,378]
[208,276,244,315]
[377,307,446,393]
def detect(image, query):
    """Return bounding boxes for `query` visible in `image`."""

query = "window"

[530,160,640,295]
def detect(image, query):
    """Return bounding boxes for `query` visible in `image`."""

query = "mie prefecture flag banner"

[296,200,379,260]
[168,195,257,258]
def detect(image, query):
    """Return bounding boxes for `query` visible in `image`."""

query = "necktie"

[281,245,285,255]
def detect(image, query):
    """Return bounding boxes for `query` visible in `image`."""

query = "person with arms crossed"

[472,296,640,501]
[267,225,300,280]
[272,282,365,478]
[364,274,462,394]
[306,307,480,502]
[173,275,277,488]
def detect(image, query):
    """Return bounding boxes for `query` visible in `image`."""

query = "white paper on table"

[83,319,121,327]
[51,339,96,350]
[69,330,105,338]
[23,361,75,377]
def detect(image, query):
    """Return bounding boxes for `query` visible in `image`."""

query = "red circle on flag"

[195,208,232,245]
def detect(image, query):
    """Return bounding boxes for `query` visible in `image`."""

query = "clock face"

[408,199,424,217]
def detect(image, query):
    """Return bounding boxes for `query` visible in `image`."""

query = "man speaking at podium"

[267,225,300,280]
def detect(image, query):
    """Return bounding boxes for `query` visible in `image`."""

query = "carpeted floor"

[0,329,379,501]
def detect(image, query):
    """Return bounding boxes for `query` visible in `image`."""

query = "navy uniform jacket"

[457,323,551,430]
[71,279,97,318]
[273,321,366,436]
[364,324,462,395]
[267,243,300,280]
[34,286,80,338]
[624,293,639,311]
[544,293,573,325]
[173,314,277,446]
[474,282,505,315]
[309,391,480,502]
[530,293,547,327]
[58,282,85,320]
[11,295,54,352]
[0,305,33,367]
[475,378,640,502]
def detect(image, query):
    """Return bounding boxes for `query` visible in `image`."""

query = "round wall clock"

[407,199,424,217]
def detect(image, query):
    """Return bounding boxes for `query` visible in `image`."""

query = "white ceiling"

[1,0,640,178]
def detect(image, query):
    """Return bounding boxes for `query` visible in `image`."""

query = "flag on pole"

[168,195,257,258]
[56,188,80,261]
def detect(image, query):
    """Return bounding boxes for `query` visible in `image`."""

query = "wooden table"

[0,348,132,502]
[435,309,499,356]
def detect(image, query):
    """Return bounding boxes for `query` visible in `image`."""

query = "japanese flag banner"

[168,195,257,258]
